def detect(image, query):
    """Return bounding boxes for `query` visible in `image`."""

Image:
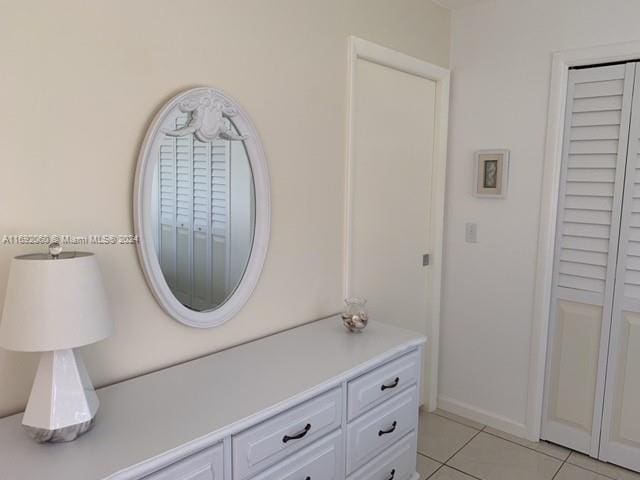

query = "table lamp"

[0,245,113,443]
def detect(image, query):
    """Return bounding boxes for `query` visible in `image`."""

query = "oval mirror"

[134,87,270,328]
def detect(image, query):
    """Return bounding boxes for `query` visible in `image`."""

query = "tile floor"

[416,409,640,480]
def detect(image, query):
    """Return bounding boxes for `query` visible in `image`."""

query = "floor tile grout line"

[443,427,484,465]
[424,461,484,480]
[429,409,573,463]
[481,428,571,462]
[425,411,569,467]
[445,427,569,480]
[550,459,567,480]
[445,464,485,480]
[564,451,637,480]
[564,457,622,480]
[421,412,638,479]
[424,428,484,479]
[430,410,485,432]
[416,423,484,464]
[417,451,443,463]
[418,452,482,480]
[426,462,446,479]
[424,437,626,480]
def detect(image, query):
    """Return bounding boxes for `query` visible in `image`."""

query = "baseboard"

[437,395,528,439]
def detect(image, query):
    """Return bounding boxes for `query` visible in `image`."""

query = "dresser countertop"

[0,317,425,480]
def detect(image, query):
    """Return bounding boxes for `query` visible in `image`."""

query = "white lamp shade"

[0,252,113,352]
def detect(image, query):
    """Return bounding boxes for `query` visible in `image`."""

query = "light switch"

[465,223,477,243]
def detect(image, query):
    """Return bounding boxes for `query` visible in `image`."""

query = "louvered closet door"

[600,63,640,473]
[542,63,635,456]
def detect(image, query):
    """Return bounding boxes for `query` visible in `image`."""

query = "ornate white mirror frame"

[133,87,270,328]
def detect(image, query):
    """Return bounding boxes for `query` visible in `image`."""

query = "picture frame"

[473,149,510,198]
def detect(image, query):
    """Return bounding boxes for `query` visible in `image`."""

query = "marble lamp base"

[24,417,95,443]
[22,349,99,443]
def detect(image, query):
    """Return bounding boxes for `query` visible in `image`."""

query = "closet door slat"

[573,79,625,99]
[572,110,622,127]
[570,125,620,141]
[573,96,624,113]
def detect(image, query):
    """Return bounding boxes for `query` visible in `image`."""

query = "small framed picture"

[474,149,509,198]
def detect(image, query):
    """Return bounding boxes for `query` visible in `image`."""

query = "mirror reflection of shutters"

[173,116,194,306]
[157,115,233,309]
[211,141,231,302]
[159,132,177,290]
[192,139,213,310]
[157,115,192,306]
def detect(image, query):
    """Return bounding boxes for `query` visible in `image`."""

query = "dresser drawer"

[250,430,343,480]
[346,385,418,474]
[347,350,420,420]
[233,388,342,480]
[141,444,223,480]
[348,431,417,480]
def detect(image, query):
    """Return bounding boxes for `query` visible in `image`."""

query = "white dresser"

[0,317,426,480]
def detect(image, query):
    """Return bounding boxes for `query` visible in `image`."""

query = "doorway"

[344,37,450,410]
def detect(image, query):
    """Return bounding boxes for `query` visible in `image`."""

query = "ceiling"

[432,0,490,10]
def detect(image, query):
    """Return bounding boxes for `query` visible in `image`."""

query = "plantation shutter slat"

[573,79,625,99]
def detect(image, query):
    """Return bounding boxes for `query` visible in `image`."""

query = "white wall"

[0,0,450,417]
[440,0,640,435]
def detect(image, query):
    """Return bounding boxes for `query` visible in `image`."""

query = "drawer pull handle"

[381,377,400,391]
[282,423,311,443]
[378,421,397,436]
[305,477,311,480]
[386,469,396,480]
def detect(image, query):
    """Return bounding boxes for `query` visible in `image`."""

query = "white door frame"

[343,36,450,411]
[529,40,640,441]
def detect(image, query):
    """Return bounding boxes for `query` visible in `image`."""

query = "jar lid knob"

[49,242,62,259]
